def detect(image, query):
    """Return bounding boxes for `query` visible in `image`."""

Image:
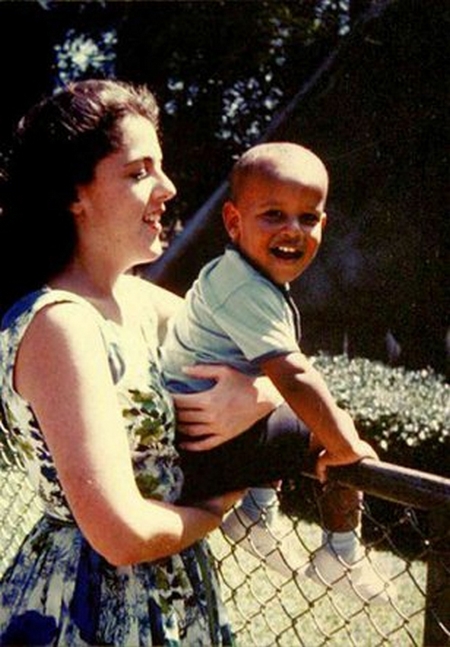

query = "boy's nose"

[284,217,303,234]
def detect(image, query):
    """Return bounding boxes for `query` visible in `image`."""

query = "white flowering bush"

[311,354,450,475]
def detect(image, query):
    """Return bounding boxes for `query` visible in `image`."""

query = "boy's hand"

[316,440,378,483]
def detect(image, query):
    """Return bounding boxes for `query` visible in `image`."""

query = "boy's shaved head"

[230,142,328,203]
[223,140,329,285]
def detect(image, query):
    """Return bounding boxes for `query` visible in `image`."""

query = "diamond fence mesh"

[211,500,426,646]
[1,441,449,646]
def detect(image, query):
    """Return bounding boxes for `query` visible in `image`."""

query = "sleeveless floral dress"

[0,286,233,646]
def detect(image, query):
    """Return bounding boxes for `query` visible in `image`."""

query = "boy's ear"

[222,201,241,241]
[321,212,328,229]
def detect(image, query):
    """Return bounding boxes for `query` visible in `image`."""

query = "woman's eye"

[133,168,149,180]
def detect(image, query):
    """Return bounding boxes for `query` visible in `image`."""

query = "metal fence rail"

[1,448,449,646]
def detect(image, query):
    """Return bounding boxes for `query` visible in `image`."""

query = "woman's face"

[73,114,176,269]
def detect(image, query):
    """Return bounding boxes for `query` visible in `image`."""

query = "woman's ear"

[222,201,241,242]
[70,198,84,217]
[69,186,87,218]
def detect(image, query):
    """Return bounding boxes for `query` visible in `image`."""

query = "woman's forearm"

[76,485,243,567]
[174,365,284,450]
[98,498,222,566]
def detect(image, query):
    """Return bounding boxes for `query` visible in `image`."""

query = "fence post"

[423,503,450,646]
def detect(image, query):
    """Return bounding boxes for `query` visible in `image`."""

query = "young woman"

[0,78,277,646]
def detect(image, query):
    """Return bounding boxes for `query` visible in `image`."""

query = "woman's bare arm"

[15,303,240,566]
[141,279,184,343]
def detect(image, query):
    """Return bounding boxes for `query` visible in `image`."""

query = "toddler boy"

[162,142,394,603]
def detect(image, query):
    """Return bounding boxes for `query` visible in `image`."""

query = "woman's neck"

[48,259,129,324]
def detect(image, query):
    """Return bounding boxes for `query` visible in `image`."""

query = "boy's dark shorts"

[178,403,312,503]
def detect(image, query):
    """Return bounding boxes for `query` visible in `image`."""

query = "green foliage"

[280,354,449,556]
[54,28,117,86]
[311,354,450,476]
[111,1,354,224]
[0,1,382,229]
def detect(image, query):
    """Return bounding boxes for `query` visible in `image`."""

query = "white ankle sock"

[238,487,278,525]
[324,530,361,563]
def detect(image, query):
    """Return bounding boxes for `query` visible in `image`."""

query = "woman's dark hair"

[0,79,160,317]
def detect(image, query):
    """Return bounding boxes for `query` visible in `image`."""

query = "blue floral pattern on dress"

[0,286,233,646]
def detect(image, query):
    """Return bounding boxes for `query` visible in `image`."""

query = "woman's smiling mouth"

[143,211,163,231]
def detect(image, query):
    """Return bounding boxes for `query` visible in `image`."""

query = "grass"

[0,469,427,646]
[210,516,426,646]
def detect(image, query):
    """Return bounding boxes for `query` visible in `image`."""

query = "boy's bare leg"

[308,432,362,533]
[314,480,363,533]
[303,434,396,603]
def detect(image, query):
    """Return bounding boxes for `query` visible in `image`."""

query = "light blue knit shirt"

[160,246,300,393]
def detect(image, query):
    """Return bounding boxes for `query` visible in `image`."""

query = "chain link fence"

[1,443,449,646]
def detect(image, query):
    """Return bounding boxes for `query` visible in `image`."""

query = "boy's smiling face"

[223,160,328,285]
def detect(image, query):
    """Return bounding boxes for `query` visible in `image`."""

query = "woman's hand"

[173,364,283,451]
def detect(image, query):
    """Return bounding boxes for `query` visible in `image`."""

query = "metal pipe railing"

[325,458,450,510]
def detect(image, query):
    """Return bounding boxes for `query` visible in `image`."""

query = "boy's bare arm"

[261,351,377,481]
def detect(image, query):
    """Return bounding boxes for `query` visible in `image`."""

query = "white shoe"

[305,544,397,605]
[221,508,307,578]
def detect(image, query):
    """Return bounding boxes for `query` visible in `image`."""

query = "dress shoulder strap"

[1,288,102,332]
[0,288,106,389]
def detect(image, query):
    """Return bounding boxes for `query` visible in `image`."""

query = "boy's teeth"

[277,246,297,253]
[271,245,303,260]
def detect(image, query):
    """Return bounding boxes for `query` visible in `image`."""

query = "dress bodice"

[0,284,183,522]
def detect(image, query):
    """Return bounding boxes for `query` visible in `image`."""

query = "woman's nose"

[156,171,177,202]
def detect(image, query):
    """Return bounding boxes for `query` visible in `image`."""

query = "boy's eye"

[262,209,285,222]
[299,213,320,226]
